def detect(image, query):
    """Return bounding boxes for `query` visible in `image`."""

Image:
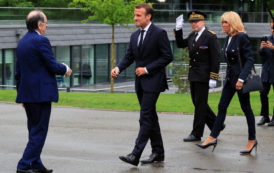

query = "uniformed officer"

[174,11,223,142]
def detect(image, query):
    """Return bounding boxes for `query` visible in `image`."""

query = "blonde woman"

[197,11,257,154]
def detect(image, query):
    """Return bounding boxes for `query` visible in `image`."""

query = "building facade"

[0,22,271,89]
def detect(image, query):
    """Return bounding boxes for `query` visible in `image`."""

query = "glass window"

[95,44,109,83]
[4,49,15,86]
[81,45,94,85]
[0,50,2,84]
[55,46,71,88]
[115,43,135,82]
[72,46,81,86]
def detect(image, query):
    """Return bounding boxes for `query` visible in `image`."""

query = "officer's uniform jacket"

[175,28,220,82]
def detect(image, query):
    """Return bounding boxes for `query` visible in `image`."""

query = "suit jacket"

[223,32,254,88]
[259,35,274,83]
[175,28,220,82]
[117,23,173,92]
[15,31,66,103]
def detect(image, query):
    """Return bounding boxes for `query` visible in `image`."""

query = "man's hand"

[135,67,147,77]
[260,41,268,50]
[62,63,72,77]
[111,67,119,78]
[65,67,72,77]
[175,14,184,31]
[209,79,217,88]
[236,80,243,90]
[266,41,274,50]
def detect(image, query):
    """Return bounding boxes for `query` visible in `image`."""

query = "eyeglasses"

[39,21,48,25]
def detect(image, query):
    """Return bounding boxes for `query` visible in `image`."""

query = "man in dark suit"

[111,3,173,166]
[174,11,222,142]
[257,19,274,126]
[15,10,72,173]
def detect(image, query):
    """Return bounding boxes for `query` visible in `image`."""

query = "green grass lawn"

[0,89,273,116]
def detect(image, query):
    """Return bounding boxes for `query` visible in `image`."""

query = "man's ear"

[37,22,42,30]
[146,14,152,20]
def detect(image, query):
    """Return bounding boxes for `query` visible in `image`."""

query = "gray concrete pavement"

[1,102,274,173]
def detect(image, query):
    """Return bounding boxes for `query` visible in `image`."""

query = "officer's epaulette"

[208,30,216,35]
[210,72,219,80]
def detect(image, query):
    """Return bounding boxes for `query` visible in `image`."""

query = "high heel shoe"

[240,140,258,155]
[196,140,217,152]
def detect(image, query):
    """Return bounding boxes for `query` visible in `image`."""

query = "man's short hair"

[135,3,154,20]
[26,10,45,31]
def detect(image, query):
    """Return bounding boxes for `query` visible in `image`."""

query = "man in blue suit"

[15,10,72,173]
[257,19,274,126]
[111,3,173,166]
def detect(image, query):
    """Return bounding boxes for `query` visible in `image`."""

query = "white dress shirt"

[138,22,152,46]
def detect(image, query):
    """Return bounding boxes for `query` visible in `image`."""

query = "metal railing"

[0,63,263,93]
[0,7,272,25]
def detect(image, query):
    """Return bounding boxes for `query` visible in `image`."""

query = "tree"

[0,0,34,7]
[70,0,146,93]
[0,0,73,7]
[169,48,190,93]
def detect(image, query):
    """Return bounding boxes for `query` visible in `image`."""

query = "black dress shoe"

[34,168,53,173]
[119,154,139,166]
[183,134,201,142]
[268,119,274,126]
[140,153,164,164]
[257,116,270,125]
[16,169,36,173]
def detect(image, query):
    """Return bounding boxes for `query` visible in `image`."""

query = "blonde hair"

[221,11,246,36]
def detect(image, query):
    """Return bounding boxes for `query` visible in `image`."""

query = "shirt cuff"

[238,78,244,83]
[144,67,149,74]
[115,67,120,74]
[63,63,69,76]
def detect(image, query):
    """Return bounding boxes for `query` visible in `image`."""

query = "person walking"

[174,11,222,142]
[111,3,173,166]
[197,11,257,155]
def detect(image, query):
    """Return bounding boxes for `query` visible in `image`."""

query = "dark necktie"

[138,30,145,50]
[192,32,198,47]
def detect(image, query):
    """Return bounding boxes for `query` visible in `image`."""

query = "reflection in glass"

[115,43,135,82]
[4,50,15,86]
[55,46,71,88]
[72,46,81,86]
[81,45,94,85]
[0,50,2,84]
[95,44,109,83]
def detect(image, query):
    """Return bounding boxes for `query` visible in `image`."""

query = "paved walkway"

[1,102,274,173]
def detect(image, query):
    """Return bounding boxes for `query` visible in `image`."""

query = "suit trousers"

[17,102,52,170]
[132,88,164,158]
[260,82,274,117]
[210,81,256,140]
[190,81,216,138]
